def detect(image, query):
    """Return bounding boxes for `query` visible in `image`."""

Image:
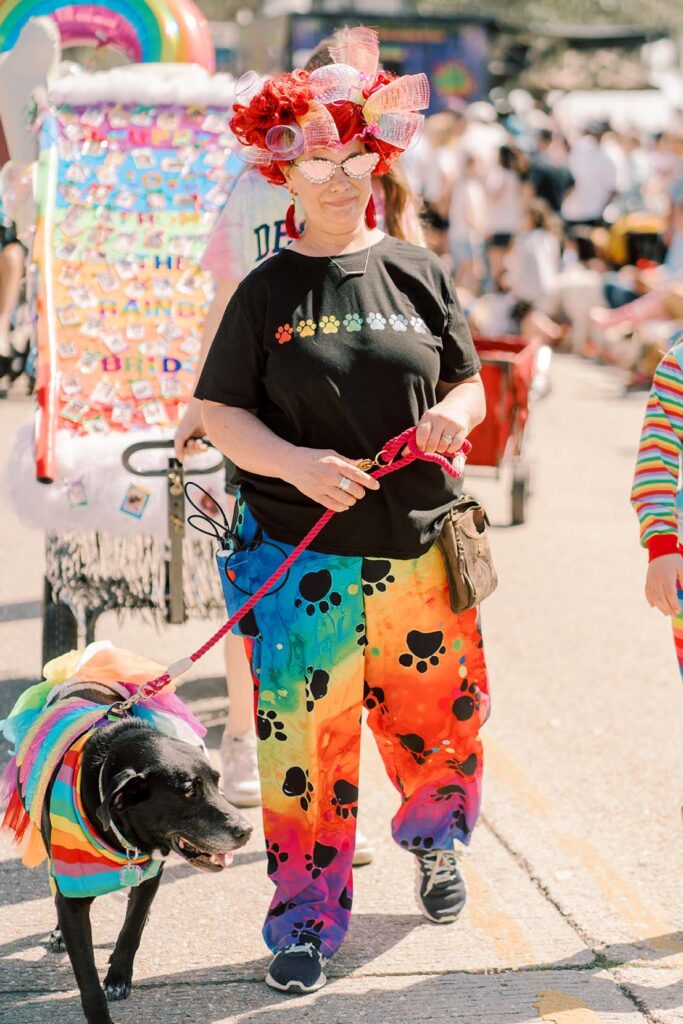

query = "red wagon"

[467,336,539,525]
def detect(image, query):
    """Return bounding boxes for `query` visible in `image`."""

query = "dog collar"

[97,763,147,887]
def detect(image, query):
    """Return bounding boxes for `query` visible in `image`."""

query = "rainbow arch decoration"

[0,0,215,70]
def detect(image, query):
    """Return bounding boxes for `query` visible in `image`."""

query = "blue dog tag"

[120,862,142,888]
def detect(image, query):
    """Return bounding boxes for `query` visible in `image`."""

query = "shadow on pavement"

[0,600,41,623]
[4,933,683,1024]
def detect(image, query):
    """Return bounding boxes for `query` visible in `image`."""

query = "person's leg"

[603,277,639,310]
[240,526,365,968]
[591,291,664,329]
[0,241,24,361]
[363,547,489,912]
[487,243,505,290]
[219,493,261,805]
[520,308,563,346]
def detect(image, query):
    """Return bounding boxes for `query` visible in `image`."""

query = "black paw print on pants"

[331,778,358,819]
[291,918,325,949]
[257,708,286,741]
[294,569,342,616]
[238,608,261,640]
[446,752,478,777]
[397,732,431,766]
[282,766,314,810]
[398,630,446,674]
[452,807,470,836]
[339,886,353,911]
[266,840,289,876]
[304,841,339,879]
[361,558,396,596]
[363,680,388,715]
[269,898,296,918]
[452,682,481,721]
[432,783,466,803]
[399,834,435,854]
[304,666,330,712]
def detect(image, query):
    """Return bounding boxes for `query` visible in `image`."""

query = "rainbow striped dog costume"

[1,643,205,897]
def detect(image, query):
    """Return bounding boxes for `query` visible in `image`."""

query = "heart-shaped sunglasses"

[292,151,380,184]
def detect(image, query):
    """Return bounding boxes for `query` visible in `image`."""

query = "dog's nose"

[232,819,253,842]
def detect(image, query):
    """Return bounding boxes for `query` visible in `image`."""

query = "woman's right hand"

[174,397,207,462]
[286,447,380,513]
[645,554,683,616]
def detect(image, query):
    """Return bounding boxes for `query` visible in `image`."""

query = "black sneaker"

[414,849,467,923]
[265,943,327,993]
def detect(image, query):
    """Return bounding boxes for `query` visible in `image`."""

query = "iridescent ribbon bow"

[242,27,430,165]
[304,27,429,153]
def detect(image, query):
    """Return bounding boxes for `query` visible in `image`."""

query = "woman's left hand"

[414,405,469,456]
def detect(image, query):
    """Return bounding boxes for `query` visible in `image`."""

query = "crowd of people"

[400,95,683,386]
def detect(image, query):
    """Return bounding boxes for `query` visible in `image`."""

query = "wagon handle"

[122,439,225,477]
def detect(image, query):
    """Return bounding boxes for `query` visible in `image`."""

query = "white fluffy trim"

[3,423,229,538]
[48,64,237,107]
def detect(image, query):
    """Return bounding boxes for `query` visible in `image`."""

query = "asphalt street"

[0,354,682,1024]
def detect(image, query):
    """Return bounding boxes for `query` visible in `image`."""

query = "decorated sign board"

[33,100,239,482]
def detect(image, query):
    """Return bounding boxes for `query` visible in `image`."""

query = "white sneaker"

[352,827,374,867]
[220,730,261,808]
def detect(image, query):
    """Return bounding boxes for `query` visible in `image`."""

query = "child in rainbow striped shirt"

[631,343,683,659]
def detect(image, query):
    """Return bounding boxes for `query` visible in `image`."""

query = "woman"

[174,40,423,842]
[484,144,524,289]
[447,152,486,292]
[195,30,489,995]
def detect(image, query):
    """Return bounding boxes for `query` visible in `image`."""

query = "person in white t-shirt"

[506,199,562,315]
[447,152,486,292]
[484,144,525,288]
[562,123,618,227]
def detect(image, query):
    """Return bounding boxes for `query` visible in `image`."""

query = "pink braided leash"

[113,426,471,712]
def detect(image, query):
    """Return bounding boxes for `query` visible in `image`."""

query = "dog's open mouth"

[171,835,235,872]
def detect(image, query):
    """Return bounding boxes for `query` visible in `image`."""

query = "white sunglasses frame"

[292,152,380,185]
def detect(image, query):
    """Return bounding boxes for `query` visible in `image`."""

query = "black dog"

[41,684,253,1024]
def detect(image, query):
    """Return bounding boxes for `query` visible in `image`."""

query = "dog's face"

[97,732,253,872]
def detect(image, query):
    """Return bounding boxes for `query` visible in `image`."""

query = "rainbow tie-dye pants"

[220,503,490,958]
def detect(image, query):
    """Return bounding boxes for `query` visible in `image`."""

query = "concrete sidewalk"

[1,355,682,1023]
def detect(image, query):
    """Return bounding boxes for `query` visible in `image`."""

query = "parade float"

[0,3,240,662]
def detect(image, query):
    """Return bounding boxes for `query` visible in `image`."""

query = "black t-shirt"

[530,157,575,214]
[195,234,480,558]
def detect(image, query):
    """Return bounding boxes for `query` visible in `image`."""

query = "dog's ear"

[96,767,151,831]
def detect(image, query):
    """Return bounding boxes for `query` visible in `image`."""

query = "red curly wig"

[230,68,401,186]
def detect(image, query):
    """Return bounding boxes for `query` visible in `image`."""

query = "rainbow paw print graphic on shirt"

[275,323,293,344]
[320,315,340,335]
[343,313,363,332]
[366,312,386,330]
[410,316,428,334]
[297,319,317,338]
[389,313,409,332]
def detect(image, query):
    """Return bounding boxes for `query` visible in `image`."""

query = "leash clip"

[356,446,391,473]
[106,701,129,721]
